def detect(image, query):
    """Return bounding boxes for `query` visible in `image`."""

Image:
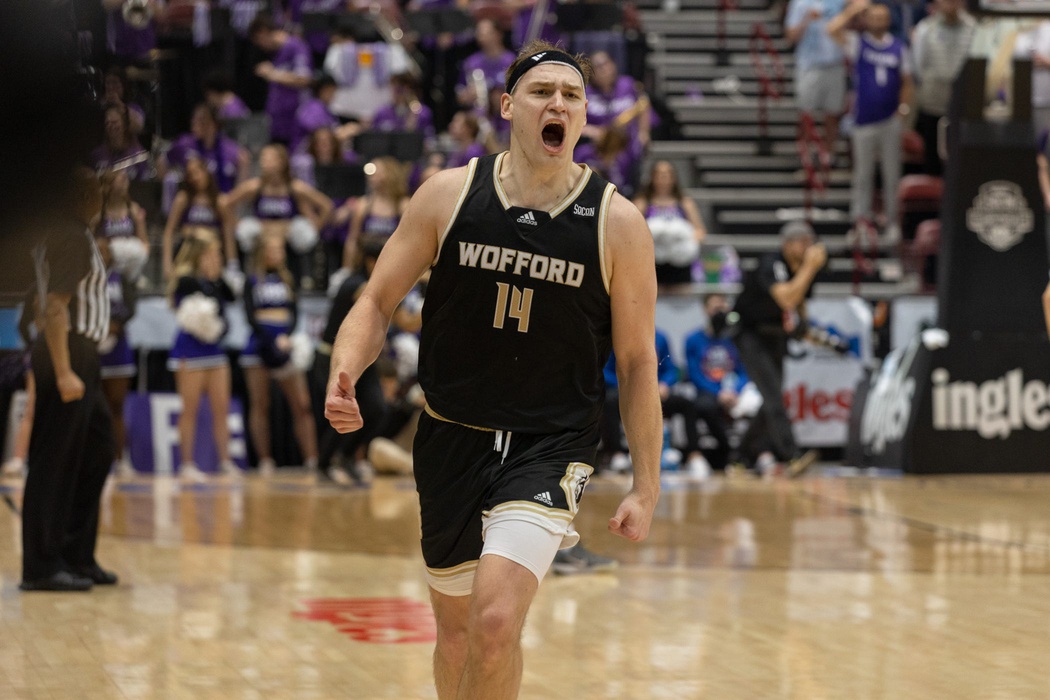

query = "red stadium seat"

[901,129,925,165]
[897,174,943,241]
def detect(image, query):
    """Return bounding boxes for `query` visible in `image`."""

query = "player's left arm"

[605,194,661,542]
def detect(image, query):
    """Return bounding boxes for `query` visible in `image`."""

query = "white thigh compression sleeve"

[480,517,566,585]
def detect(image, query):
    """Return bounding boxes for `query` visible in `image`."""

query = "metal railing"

[749,22,784,155]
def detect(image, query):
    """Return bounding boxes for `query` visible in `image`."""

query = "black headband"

[506,49,585,95]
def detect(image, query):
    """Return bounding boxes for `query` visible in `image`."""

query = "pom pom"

[108,236,149,279]
[289,332,314,372]
[287,216,319,253]
[648,216,699,266]
[236,217,263,252]
[175,293,225,344]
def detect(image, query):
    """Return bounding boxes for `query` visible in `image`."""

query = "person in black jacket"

[731,220,825,477]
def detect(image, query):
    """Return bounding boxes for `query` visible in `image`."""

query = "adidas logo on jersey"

[533,491,553,506]
[516,210,538,226]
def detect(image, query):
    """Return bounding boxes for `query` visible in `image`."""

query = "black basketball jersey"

[419,152,617,434]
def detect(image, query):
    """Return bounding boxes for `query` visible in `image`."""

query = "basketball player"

[325,42,661,700]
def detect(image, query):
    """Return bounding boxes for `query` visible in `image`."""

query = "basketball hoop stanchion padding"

[750,23,785,157]
[846,58,1050,474]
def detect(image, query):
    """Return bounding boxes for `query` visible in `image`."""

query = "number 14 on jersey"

[493,282,534,333]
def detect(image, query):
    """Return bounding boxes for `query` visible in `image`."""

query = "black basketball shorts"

[413,408,598,594]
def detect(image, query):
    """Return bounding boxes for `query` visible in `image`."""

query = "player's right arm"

[325,166,470,433]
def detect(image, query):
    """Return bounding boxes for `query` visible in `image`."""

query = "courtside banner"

[847,335,1050,473]
[125,393,248,474]
[784,298,872,447]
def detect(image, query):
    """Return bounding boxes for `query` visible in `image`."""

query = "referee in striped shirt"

[21,167,118,592]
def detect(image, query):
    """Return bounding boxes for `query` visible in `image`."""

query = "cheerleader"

[95,238,139,478]
[96,169,149,280]
[224,144,333,283]
[342,157,408,270]
[162,157,235,280]
[240,232,318,476]
[167,237,239,482]
[634,160,707,290]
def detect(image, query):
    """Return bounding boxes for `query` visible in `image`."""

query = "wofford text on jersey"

[458,241,585,287]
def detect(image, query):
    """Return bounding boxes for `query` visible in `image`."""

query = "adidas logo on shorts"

[516,210,538,226]
[533,491,554,506]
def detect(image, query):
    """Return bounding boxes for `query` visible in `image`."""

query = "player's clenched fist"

[325,371,363,433]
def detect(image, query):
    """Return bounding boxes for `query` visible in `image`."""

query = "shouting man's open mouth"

[541,120,566,153]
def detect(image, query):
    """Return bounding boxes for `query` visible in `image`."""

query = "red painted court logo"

[293,598,437,644]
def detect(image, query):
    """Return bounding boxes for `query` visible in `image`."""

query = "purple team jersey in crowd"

[851,33,907,126]
[457,50,516,93]
[166,134,243,193]
[106,9,156,61]
[293,98,339,150]
[371,103,437,141]
[266,37,314,142]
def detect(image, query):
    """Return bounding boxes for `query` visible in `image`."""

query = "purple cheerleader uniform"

[97,214,136,240]
[239,271,298,368]
[168,276,235,371]
[359,203,400,242]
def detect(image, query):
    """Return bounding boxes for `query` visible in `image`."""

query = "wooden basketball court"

[1,469,1048,699]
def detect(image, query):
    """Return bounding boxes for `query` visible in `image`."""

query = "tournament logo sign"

[965,181,1034,252]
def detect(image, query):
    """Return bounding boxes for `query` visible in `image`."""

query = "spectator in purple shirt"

[161,104,250,194]
[370,73,437,143]
[203,71,252,122]
[91,103,151,180]
[583,50,651,150]
[444,111,487,168]
[103,0,164,65]
[574,127,643,199]
[456,19,515,110]
[249,16,314,145]
[293,74,340,151]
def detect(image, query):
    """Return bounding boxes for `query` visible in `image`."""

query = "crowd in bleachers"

[10,0,1050,484]
[8,0,711,483]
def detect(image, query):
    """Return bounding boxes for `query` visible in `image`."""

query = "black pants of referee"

[22,334,114,582]
[735,329,797,465]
